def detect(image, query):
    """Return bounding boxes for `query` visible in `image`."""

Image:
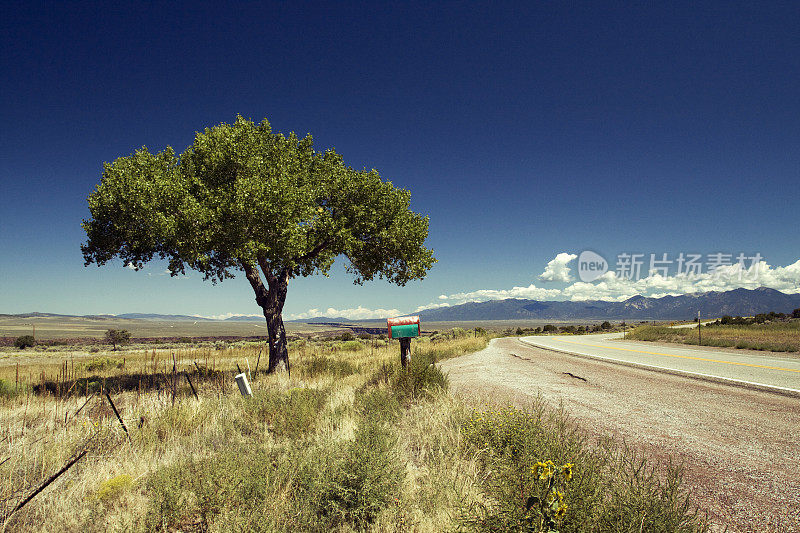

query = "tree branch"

[291,238,331,268]
[242,261,268,309]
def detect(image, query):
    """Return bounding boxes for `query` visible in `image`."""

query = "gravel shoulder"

[440,337,800,532]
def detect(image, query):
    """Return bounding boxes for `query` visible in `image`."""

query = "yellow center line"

[553,338,800,374]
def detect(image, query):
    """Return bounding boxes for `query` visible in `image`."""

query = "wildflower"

[561,463,573,481]
[532,461,551,479]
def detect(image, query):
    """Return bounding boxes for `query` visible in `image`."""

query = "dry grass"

[627,321,800,353]
[0,332,707,532]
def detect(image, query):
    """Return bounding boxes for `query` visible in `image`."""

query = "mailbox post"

[387,316,420,369]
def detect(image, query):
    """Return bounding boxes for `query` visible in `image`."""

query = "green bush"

[333,340,362,352]
[0,378,31,399]
[14,335,36,349]
[96,474,133,502]
[145,446,286,531]
[391,350,448,402]
[355,387,402,425]
[239,387,328,438]
[310,419,403,528]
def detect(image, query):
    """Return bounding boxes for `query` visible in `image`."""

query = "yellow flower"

[561,463,573,481]
[533,461,550,479]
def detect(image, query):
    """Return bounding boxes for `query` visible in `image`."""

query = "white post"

[235,373,253,397]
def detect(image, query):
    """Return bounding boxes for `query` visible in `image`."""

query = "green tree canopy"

[105,329,132,350]
[82,116,436,371]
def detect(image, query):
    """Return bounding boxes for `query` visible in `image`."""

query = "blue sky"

[2,2,799,319]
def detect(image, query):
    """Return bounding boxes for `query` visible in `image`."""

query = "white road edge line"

[518,337,800,399]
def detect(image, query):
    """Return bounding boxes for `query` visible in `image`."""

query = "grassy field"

[0,332,707,532]
[0,315,339,342]
[626,320,800,353]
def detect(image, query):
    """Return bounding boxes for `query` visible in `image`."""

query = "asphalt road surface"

[440,336,800,532]
[521,332,800,395]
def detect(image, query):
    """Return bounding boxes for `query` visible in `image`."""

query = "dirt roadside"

[440,337,800,532]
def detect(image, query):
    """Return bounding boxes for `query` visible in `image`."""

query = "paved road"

[520,333,800,395]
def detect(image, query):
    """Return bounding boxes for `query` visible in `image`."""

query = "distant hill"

[417,287,800,321]
[115,313,214,321]
[223,315,263,321]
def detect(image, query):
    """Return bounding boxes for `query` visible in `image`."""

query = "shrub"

[355,387,402,425]
[14,335,36,349]
[451,327,467,338]
[0,378,31,399]
[333,340,362,352]
[96,474,133,502]
[460,406,707,532]
[239,387,328,438]
[145,446,284,531]
[391,350,448,402]
[311,419,403,528]
[601,321,612,330]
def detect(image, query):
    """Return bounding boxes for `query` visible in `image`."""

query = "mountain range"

[416,287,800,321]
[4,288,799,323]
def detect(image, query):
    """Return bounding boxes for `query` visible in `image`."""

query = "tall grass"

[0,331,707,531]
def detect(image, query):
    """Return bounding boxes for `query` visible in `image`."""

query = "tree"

[793,308,800,319]
[82,116,436,373]
[14,335,36,349]
[105,329,131,350]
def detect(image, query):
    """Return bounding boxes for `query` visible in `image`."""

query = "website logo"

[577,250,608,282]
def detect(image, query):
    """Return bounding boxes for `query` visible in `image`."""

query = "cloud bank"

[288,306,402,320]
[411,254,800,312]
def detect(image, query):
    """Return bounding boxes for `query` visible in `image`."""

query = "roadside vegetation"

[1,330,707,531]
[627,311,800,353]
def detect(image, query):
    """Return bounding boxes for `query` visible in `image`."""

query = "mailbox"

[387,316,420,339]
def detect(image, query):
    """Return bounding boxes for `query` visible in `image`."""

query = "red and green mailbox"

[387,316,420,368]
[387,315,420,339]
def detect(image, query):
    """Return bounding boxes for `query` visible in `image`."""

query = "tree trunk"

[264,306,289,374]
[243,261,290,374]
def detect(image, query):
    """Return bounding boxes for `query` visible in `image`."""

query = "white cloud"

[558,259,800,301]
[440,284,563,304]
[289,306,401,320]
[192,312,262,320]
[417,258,800,311]
[125,263,138,271]
[539,252,578,282]
[414,302,451,312]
